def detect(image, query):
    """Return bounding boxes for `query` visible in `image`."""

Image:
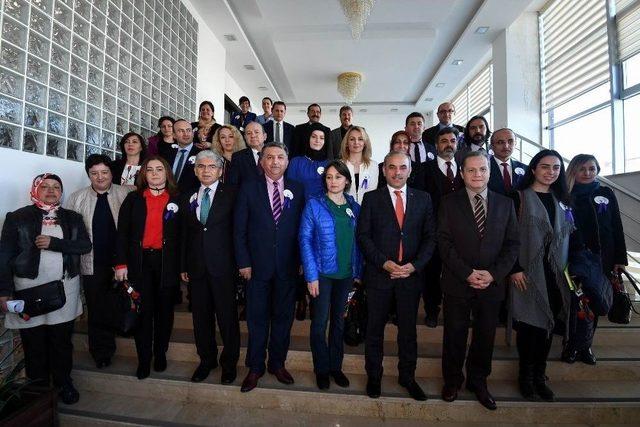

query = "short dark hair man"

[438,150,519,410]
[405,112,437,164]
[228,121,266,186]
[292,103,331,158]
[487,128,527,194]
[264,101,295,152]
[159,118,201,194]
[357,151,436,401]
[329,105,354,159]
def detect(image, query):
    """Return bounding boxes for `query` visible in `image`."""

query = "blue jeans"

[310,276,352,374]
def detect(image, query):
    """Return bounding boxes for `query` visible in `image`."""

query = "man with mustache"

[422,102,465,147]
[455,116,491,164]
[291,103,331,158]
[421,127,465,327]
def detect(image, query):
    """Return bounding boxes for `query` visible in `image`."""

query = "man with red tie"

[357,151,436,401]
[487,128,527,195]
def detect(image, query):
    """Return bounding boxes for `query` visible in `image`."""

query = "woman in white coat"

[339,126,378,204]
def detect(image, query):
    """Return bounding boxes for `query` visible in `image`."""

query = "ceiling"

[190,0,541,113]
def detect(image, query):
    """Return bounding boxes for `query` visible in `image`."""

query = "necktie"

[445,161,454,181]
[474,194,486,239]
[414,143,422,164]
[272,180,282,223]
[501,162,512,192]
[200,187,211,225]
[394,190,404,262]
[174,149,187,181]
[275,122,281,143]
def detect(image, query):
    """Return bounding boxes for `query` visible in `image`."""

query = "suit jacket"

[329,127,346,159]
[357,187,436,289]
[454,144,487,165]
[422,159,464,216]
[159,144,201,195]
[227,147,262,186]
[230,112,257,131]
[264,120,294,152]
[234,177,304,281]
[487,157,527,195]
[180,183,237,279]
[376,161,426,191]
[438,189,519,300]
[422,123,465,147]
[292,122,331,158]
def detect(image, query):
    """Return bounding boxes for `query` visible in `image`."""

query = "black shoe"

[519,378,536,400]
[330,370,350,388]
[561,347,577,364]
[136,364,151,380]
[400,379,427,401]
[578,348,597,365]
[59,382,80,405]
[153,354,167,372]
[534,377,555,402]
[424,308,439,328]
[316,373,330,390]
[95,358,111,369]
[366,378,381,398]
[191,363,212,383]
[221,370,237,385]
[466,384,497,410]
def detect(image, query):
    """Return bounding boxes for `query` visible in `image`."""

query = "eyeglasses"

[438,109,455,114]
[196,164,220,171]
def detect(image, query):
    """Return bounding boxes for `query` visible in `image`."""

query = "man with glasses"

[422,102,465,147]
[180,150,240,384]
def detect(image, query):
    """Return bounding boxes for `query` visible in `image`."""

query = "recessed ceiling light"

[390,108,398,112]
[424,97,433,102]
[243,65,255,70]
[257,86,268,91]
[435,83,445,88]
[330,109,337,113]
[452,59,464,66]
[224,34,237,41]
[475,26,489,34]
[359,109,367,113]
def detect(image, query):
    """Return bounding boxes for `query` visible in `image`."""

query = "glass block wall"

[0,0,198,161]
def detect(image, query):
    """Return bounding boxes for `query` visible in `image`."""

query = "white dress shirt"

[387,184,407,213]
[251,148,260,165]
[196,181,219,221]
[437,156,457,177]
[493,156,512,179]
[410,141,428,163]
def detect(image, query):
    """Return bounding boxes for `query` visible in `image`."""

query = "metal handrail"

[514,133,640,203]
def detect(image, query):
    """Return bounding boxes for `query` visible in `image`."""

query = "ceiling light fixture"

[223,34,237,41]
[257,86,268,91]
[359,109,367,112]
[435,83,445,88]
[475,26,489,34]
[243,65,255,70]
[452,59,463,65]
[390,108,398,112]
[337,71,363,104]
[339,0,376,40]
[424,97,433,102]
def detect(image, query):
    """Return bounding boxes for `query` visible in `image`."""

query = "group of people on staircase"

[0,98,628,412]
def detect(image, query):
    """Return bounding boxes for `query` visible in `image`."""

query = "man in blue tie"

[180,150,240,384]
[161,119,201,194]
[234,142,304,392]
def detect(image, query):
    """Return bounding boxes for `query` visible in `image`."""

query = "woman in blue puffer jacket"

[299,159,363,391]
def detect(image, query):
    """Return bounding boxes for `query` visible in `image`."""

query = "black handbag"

[14,279,66,318]
[608,271,639,324]
[344,283,367,347]
[106,280,141,336]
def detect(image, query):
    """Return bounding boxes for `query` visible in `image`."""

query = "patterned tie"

[445,161,454,181]
[200,187,211,225]
[272,180,282,223]
[501,162,512,192]
[174,149,188,181]
[474,193,486,238]
[394,190,404,262]
[275,122,281,143]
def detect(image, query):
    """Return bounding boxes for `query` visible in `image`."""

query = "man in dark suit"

[234,142,304,393]
[159,118,201,194]
[264,101,294,152]
[180,150,240,385]
[329,105,353,159]
[292,103,331,158]
[438,151,519,410]
[405,112,437,164]
[227,121,265,186]
[422,102,465,147]
[421,127,465,327]
[454,116,490,165]
[487,128,527,194]
[357,151,436,401]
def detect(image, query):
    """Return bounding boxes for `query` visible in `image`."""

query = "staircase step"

[66,357,640,424]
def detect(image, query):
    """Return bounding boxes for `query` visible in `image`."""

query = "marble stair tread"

[71,351,640,402]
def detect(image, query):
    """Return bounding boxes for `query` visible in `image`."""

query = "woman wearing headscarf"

[286,122,331,200]
[0,173,91,404]
[562,154,628,365]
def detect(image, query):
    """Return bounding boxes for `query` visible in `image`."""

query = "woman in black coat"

[562,154,628,365]
[115,156,182,379]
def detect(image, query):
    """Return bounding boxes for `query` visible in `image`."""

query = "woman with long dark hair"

[562,154,628,364]
[509,149,575,402]
[148,116,175,156]
[112,132,148,186]
[192,101,222,149]
[115,156,182,379]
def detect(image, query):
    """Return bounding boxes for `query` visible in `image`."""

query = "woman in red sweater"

[115,156,182,379]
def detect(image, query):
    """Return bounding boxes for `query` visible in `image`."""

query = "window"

[623,94,640,171]
[450,63,493,128]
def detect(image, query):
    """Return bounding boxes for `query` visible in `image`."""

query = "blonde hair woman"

[212,125,246,183]
[340,126,378,204]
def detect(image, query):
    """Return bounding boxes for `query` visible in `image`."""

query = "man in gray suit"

[437,151,519,410]
[329,105,353,159]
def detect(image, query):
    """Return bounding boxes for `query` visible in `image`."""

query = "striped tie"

[474,194,486,238]
[272,180,282,223]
